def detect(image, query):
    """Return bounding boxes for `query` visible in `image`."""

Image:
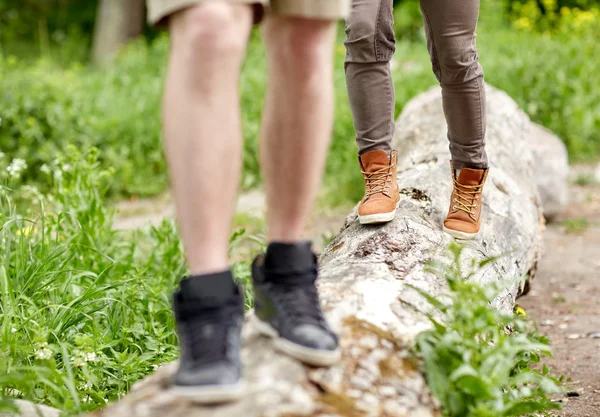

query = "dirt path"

[519,165,600,416]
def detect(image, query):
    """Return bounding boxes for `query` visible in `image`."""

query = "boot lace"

[452,178,481,218]
[362,166,394,198]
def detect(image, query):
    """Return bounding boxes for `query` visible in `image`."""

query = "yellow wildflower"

[514,305,527,317]
[16,226,38,237]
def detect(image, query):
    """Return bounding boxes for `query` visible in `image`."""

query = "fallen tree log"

[88,85,558,417]
[529,123,569,221]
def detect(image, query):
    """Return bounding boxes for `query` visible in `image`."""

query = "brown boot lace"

[452,178,481,219]
[362,166,394,198]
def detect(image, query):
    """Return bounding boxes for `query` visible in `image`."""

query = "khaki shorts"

[148,0,349,26]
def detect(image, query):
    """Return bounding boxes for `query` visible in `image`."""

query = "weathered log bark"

[87,85,554,417]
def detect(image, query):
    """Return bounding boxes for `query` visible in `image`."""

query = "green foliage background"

[1,0,599,204]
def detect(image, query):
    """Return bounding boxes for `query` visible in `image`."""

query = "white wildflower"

[6,158,27,178]
[85,352,97,362]
[78,381,92,391]
[40,164,50,175]
[61,163,72,172]
[11,327,17,333]
[34,342,53,360]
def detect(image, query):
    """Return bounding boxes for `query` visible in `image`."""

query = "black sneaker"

[251,242,340,366]
[171,271,245,403]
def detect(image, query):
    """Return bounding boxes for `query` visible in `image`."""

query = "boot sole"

[358,200,400,225]
[443,225,478,240]
[171,381,246,404]
[253,318,341,367]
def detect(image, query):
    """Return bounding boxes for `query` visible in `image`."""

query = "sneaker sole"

[254,318,341,367]
[442,225,478,240]
[170,381,246,404]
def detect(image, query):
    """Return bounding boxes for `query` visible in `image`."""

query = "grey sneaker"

[251,242,340,367]
[171,271,245,403]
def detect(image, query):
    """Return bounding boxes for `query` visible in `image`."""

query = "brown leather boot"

[358,150,400,225]
[443,163,489,240]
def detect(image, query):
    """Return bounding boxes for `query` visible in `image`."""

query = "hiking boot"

[443,163,489,240]
[358,150,400,225]
[171,272,245,403]
[251,242,340,367]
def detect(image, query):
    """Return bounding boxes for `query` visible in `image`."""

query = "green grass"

[0,148,260,414]
[573,172,598,186]
[561,216,590,233]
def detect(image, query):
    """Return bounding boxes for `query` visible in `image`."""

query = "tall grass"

[0,148,260,414]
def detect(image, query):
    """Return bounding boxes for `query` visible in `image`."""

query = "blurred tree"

[92,0,144,66]
[0,0,97,60]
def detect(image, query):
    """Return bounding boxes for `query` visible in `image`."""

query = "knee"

[169,3,250,62]
[345,11,376,43]
[266,19,335,73]
[435,45,483,85]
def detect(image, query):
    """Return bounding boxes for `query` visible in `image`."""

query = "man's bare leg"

[260,17,336,242]
[163,3,252,275]
[163,2,252,402]
[249,17,341,367]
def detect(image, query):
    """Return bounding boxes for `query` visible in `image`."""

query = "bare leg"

[260,17,337,242]
[163,3,252,274]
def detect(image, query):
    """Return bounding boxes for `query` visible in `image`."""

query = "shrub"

[411,244,563,417]
[507,0,600,32]
[0,39,168,197]
[478,21,600,159]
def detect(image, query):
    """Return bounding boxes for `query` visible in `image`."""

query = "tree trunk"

[92,0,144,66]
[86,85,564,417]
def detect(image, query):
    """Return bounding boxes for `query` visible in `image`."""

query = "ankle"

[265,241,314,269]
[187,255,229,277]
[452,161,488,171]
[178,270,240,305]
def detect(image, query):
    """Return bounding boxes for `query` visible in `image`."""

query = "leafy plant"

[410,243,563,417]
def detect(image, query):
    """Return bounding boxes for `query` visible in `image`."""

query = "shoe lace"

[187,303,240,363]
[452,178,481,217]
[270,265,327,328]
[280,284,325,327]
[362,166,394,198]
